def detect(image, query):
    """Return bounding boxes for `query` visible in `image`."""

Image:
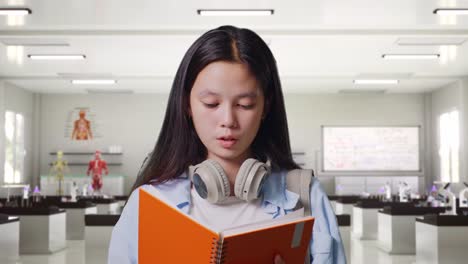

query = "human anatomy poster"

[65,108,102,140]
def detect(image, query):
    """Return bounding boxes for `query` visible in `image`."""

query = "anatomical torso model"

[87,151,109,195]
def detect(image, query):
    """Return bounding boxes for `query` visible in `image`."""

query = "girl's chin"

[207,148,247,161]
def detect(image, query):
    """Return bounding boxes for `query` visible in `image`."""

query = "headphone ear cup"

[234,158,269,202]
[192,159,230,204]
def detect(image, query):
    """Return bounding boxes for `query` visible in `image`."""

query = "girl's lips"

[217,138,237,148]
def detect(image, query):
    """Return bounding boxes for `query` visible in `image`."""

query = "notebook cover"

[221,217,314,264]
[138,188,220,263]
[139,188,314,264]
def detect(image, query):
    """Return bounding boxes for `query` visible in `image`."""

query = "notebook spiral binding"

[210,238,227,264]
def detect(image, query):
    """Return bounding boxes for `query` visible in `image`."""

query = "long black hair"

[131,25,299,192]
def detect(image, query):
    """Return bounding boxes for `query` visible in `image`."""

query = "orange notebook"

[139,188,315,264]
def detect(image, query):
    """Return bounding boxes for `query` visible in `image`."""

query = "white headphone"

[190,158,269,204]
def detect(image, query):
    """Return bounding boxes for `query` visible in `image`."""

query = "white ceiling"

[1,0,468,94]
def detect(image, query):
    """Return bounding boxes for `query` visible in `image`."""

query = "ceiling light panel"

[353,79,399,85]
[72,80,116,85]
[0,8,31,16]
[434,8,468,15]
[87,89,133,94]
[382,54,440,60]
[197,9,274,16]
[396,37,467,46]
[338,89,386,94]
[1,38,70,46]
[28,54,86,60]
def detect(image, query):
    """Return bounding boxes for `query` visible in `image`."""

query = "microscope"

[21,185,30,207]
[437,183,457,215]
[32,185,42,204]
[70,182,78,202]
[81,184,88,197]
[380,182,392,201]
[459,182,468,208]
[398,182,411,202]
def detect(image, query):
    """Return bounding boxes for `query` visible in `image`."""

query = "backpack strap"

[286,169,314,264]
[286,169,314,216]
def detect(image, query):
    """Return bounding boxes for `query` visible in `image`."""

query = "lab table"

[112,195,128,214]
[352,200,402,240]
[377,206,445,254]
[85,214,120,264]
[334,196,365,217]
[42,195,72,203]
[415,214,468,264]
[328,195,360,213]
[56,201,98,240]
[78,197,119,214]
[0,207,66,254]
[0,214,20,262]
[337,214,351,260]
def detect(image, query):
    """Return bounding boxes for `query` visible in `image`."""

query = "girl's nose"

[220,107,238,128]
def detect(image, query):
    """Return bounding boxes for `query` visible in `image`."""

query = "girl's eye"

[238,104,254,110]
[203,103,219,108]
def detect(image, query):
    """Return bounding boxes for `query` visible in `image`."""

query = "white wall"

[284,93,427,193]
[0,81,5,185]
[430,81,462,185]
[39,94,169,194]
[460,78,468,183]
[285,93,426,170]
[32,94,41,187]
[461,78,468,185]
[423,93,433,193]
[38,93,427,194]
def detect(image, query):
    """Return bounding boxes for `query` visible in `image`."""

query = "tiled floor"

[10,241,86,264]
[349,237,415,264]
[4,237,420,264]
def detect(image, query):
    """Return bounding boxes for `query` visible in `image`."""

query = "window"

[4,111,25,184]
[438,110,459,183]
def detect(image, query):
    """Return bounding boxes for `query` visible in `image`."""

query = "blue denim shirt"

[108,170,346,263]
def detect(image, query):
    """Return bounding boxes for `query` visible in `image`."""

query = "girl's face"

[189,61,265,163]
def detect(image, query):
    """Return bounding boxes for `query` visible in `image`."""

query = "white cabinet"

[334,176,419,195]
[0,216,19,262]
[40,174,125,196]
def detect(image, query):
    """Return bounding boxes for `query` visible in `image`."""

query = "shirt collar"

[151,169,299,215]
[261,170,300,211]
[150,171,192,214]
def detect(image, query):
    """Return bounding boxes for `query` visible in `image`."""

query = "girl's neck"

[219,160,243,196]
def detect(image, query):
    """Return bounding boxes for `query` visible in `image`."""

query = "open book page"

[220,215,314,264]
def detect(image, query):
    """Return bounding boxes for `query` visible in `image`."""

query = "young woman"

[108,25,346,264]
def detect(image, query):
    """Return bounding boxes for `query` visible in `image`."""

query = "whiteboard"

[322,126,420,171]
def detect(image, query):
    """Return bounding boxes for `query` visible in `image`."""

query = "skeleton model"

[49,151,70,195]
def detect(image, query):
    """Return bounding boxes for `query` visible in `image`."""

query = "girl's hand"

[274,254,285,264]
